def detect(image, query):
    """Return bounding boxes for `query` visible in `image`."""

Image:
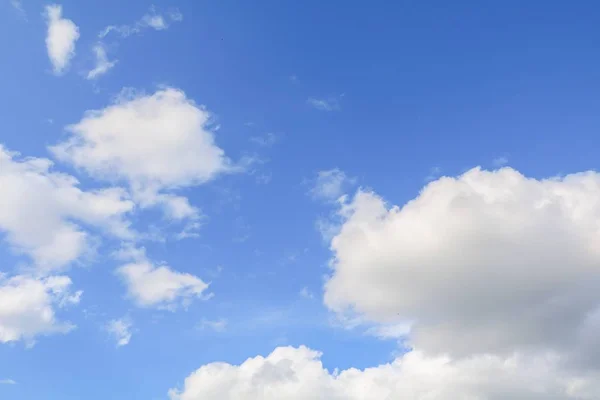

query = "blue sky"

[2,1,600,399]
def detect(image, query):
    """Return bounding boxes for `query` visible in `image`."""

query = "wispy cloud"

[250,132,278,147]
[300,287,314,299]
[106,318,133,347]
[86,44,117,80]
[307,96,342,111]
[99,7,182,38]
[493,156,509,167]
[0,379,16,385]
[309,168,355,202]
[425,166,442,182]
[198,318,227,332]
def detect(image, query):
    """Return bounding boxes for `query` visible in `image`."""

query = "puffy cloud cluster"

[171,166,600,399]
[0,146,134,274]
[51,88,231,232]
[169,345,600,400]
[0,274,80,345]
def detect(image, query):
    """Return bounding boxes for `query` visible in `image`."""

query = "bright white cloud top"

[116,247,209,310]
[168,345,600,400]
[50,88,231,233]
[44,4,79,75]
[323,167,600,360]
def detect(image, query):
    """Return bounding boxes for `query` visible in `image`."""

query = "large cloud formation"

[171,166,600,399]
[169,346,600,400]
[325,167,600,359]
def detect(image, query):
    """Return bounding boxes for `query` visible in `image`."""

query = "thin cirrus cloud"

[307,96,342,111]
[86,44,117,80]
[44,4,79,75]
[88,7,182,79]
[308,168,355,202]
[98,7,183,39]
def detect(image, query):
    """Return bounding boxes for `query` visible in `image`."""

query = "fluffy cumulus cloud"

[44,4,79,75]
[169,346,600,400]
[0,146,134,274]
[168,166,600,399]
[115,247,209,310]
[0,274,81,345]
[50,88,231,233]
[323,167,600,360]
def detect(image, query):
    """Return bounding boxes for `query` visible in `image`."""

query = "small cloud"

[11,0,25,17]
[198,318,227,332]
[307,96,341,111]
[106,317,133,347]
[0,379,16,385]
[255,173,272,185]
[44,4,80,75]
[290,75,299,83]
[86,43,117,80]
[425,166,442,182]
[300,287,314,299]
[493,156,509,167]
[99,6,182,38]
[250,132,277,147]
[309,168,355,202]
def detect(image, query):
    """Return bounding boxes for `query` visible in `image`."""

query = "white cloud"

[116,247,209,310]
[168,345,600,400]
[0,274,80,345]
[0,379,16,385]
[299,287,314,299]
[198,318,227,332]
[309,168,355,202]
[307,96,342,111]
[86,44,117,80]
[11,0,24,15]
[0,145,134,274]
[424,166,441,181]
[324,166,600,361]
[44,4,79,75]
[106,317,132,347]
[99,7,182,38]
[50,88,233,234]
[493,155,509,167]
